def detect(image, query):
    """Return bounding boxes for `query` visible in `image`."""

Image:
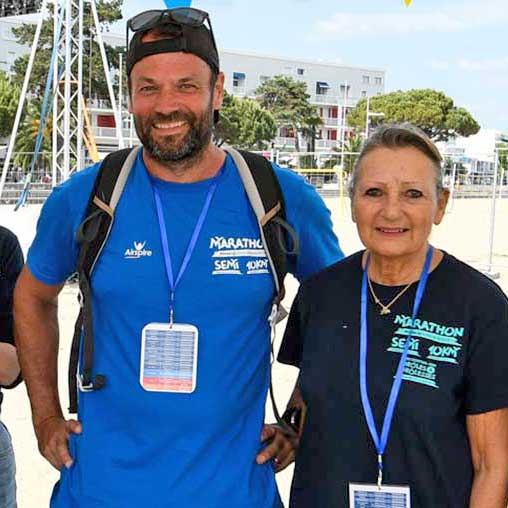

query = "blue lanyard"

[151,169,223,324]
[360,246,433,486]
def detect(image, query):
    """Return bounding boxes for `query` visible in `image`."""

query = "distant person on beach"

[14,7,342,508]
[0,226,23,508]
[278,123,508,508]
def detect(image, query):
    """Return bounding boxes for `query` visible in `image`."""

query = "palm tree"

[333,132,363,175]
[13,101,52,178]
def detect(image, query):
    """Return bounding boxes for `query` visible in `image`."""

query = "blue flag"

[163,0,192,7]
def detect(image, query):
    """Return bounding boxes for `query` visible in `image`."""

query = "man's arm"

[14,266,81,470]
[467,408,508,508]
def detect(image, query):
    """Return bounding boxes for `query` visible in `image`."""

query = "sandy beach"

[1,194,507,507]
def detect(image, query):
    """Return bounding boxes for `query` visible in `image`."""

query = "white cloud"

[427,57,508,73]
[313,0,508,39]
[457,57,508,72]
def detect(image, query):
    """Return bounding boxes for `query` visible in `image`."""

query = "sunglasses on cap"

[126,8,217,52]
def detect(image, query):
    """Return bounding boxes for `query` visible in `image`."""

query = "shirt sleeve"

[26,183,81,285]
[278,285,307,368]
[274,166,344,281]
[464,286,508,414]
[0,231,24,345]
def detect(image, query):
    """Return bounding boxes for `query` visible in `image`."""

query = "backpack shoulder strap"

[224,147,300,440]
[77,147,140,277]
[68,146,140,413]
[224,147,298,304]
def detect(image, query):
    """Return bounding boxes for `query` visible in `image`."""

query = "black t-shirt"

[279,250,508,508]
[0,226,24,405]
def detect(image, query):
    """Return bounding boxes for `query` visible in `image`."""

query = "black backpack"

[69,146,298,432]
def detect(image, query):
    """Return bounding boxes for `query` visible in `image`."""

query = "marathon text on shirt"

[209,236,269,276]
[387,313,465,389]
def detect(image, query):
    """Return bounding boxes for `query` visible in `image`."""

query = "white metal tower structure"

[52,0,124,184]
[0,0,125,200]
[52,0,84,182]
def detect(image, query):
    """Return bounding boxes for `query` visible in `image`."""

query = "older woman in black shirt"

[279,124,508,508]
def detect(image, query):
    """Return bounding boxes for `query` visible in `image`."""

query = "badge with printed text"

[349,483,410,508]
[140,322,198,393]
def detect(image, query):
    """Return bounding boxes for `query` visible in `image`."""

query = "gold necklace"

[367,276,413,316]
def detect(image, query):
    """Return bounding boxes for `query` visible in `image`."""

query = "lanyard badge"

[349,246,433,507]
[139,169,223,393]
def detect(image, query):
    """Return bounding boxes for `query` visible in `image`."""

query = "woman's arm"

[467,408,508,508]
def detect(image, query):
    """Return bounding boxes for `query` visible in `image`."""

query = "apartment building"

[221,50,385,150]
[0,17,386,153]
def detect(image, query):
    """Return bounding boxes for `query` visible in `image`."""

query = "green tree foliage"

[0,71,21,137]
[328,133,363,174]
[11,0,123,101]
[13,100,52,171]
[347,89,480,142]
[342,133,363,174]
[214,92,277,150]
[255,75,322,151]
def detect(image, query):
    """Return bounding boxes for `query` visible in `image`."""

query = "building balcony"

[316,139,339,150]
[229,86,250,98]
[311,94,358,107]
[275,136,297,148]
[93,126,138,146]
[321,117,346,127]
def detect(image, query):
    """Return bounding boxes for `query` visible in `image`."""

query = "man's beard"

[134,106,213,164]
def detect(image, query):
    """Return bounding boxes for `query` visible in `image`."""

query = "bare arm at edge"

[14,266,81,469]
[468,408,508,508]
[0,343,20,387]
[14,266,63,424]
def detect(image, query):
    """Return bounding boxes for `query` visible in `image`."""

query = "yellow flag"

[404,0,412,5]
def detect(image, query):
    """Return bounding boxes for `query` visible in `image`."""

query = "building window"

[327,130,337,141]
[361,91,367,97]
[233,72,246,88]
[362,75,370,84]
[97,115,116,128]
[375,77,383,85]
[297,68,305,76]
[328,107,338,119]
[259,75,270,84]
[280,127,295,138]
[339,84,350,97]
[316,81,330,95]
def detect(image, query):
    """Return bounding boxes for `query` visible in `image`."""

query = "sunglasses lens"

[128,10,163,31]
[170,8,207,26]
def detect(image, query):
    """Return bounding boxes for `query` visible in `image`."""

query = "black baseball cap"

[126,9,219,76]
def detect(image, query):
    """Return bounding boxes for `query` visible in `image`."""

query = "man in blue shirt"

[14,8,342,508]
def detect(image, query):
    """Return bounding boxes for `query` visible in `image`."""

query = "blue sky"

[120,0,507,130]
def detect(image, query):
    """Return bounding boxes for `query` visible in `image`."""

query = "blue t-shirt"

[28,150,342,508]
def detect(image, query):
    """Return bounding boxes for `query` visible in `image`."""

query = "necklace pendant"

[380,307,391,316]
